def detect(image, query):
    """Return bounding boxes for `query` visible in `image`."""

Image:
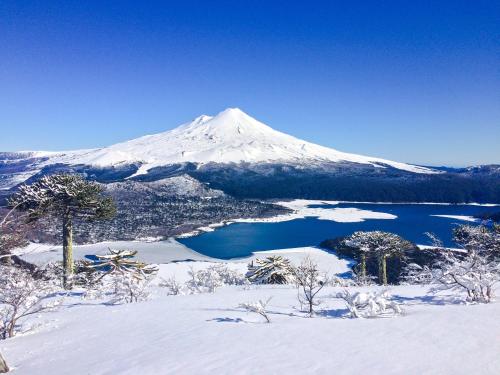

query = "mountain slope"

[38,108,435,176]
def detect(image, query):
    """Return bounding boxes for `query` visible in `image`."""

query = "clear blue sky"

[1,1,499,166]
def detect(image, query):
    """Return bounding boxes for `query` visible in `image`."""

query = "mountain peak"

[41,108,436,175]
[210,107,255,125]
[219,107,245,115]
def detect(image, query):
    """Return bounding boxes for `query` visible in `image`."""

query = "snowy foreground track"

[2,282,499,375]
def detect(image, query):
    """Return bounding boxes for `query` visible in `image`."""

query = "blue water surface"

[178,203,495,259]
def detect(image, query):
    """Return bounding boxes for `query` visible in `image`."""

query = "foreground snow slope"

[34,108,435,175]
[2,281,499,375]
[4,244,499,374]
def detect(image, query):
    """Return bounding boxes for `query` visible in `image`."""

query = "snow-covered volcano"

[32,108,435,175]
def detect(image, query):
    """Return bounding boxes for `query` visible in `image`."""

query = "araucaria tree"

[246,256,295,284]
[344,231,413,285]
[8,174,116,288]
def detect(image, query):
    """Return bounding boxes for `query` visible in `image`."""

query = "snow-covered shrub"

[159,276,184,295]
[453,225,500,254]
[109,272,152,304]
[186,266,223,294]
[337,289,403,318]
[84,269,153,304]
[184,264,247,294]
[39,260,101,289]
[428,249,499,303]
[239,297,272,323]
[246,256,295,284]
[412,228,500,303]
[329,276,358,288]
[0,266,62,339]
[209,264,247,286]
[402,263,433,285]
[294,256,329,316]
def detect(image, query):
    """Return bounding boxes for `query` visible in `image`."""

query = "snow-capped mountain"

[34,108,435,176]
[2,108,498,203]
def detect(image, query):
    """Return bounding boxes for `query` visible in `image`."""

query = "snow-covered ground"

[431,214,479,222]
[2,244,499,374]
[12,238,211,265]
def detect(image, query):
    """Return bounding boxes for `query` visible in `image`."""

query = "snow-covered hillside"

[34,108,435,176]
[105,175,225,198]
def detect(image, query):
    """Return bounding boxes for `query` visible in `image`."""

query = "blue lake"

[178,203,497,259]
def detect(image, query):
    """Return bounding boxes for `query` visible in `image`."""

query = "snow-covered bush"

[209,264,247,286]
[186,266,223,294]
[402,263,433,285]
[411,227,500,303]
[0,266,62,339]
[295,256,329,316]
[337,289,403,318]
[159,276,184,295]
[329,276,358,288]
[238,297,272,323]
[109,272,152,304]
[453,225,500,254]
[84,270,153,304]
[163,265,246,295]
[429,249,499,303]
[39,260,101,289]
[246,256,295,284]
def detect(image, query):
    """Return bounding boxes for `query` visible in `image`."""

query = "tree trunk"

[360,253,366,280]
[378,254,388,286]
[0,351,9,373]
[62,213,74,289]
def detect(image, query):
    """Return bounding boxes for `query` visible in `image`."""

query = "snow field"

[2,246,499,374]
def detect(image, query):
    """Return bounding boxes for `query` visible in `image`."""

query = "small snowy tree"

[344,231,413,285]
[411,228,500,303]
[453,225,500,254]
[246,256,295,284]
[239,297,272,323]
[337,289,402,318]
[0,207,40,278]
[0,207,29,265]
[0,266,61,339]
[429,249,498,303]
[8,175,116,288]
[294,256,329,316]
